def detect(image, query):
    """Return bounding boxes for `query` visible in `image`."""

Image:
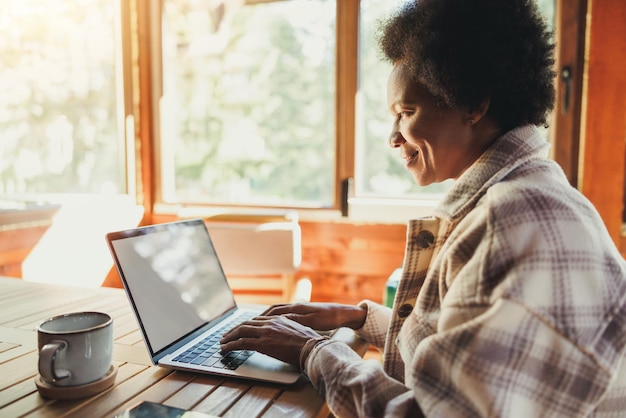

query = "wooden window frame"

[129,0,626,244]
[550,0,587,187]
[552,0,626,246]
[577,0,626,244]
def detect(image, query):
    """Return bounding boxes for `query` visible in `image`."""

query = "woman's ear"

[467,97,491,126]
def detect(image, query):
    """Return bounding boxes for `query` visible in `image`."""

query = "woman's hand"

[219,315,320,366]
[262,302,367,331]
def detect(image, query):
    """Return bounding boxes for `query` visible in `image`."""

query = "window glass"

[356,0,555,199]
[537,0,555,28]
[0,1,125,200]
[160,0,336,208]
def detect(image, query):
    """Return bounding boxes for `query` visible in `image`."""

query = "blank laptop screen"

[110,221,236,353]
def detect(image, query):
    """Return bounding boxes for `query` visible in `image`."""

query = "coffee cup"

[37,311,113,387]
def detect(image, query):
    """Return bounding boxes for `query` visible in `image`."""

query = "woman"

[221,0,626,416]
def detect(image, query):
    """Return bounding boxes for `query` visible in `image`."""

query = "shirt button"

[415,230,435,249]
[397,304,413,318]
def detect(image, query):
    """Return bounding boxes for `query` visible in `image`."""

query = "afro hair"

[379,0,556,130]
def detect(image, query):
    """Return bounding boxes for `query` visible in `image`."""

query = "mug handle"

[39,340,71,381]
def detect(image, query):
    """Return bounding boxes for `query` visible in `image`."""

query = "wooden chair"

[202,211,310,305]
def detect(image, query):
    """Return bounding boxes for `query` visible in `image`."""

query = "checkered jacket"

[306,125,626,417]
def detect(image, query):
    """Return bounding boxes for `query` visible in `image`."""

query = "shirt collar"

[433,125,551,221]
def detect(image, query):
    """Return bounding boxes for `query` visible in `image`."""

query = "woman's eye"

[391,110,414,123]
[397,111,413,120]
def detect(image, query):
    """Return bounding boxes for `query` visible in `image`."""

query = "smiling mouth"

[405,150,418,163]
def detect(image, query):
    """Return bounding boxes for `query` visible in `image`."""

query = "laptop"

[105,218,301,384]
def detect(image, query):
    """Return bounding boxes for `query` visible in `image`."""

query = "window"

[159,0,336,208]
[356,0,451,200]
[1,0,563,222]
[155,0,556,216]
[0,1,127,204]
[355,0,555,200]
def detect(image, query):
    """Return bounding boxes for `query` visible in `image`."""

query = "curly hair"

[378,0,556,130]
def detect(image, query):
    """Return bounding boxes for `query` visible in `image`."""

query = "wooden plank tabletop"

[0,277,368,418]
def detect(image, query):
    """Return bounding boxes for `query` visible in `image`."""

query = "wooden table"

[0,277,368,417]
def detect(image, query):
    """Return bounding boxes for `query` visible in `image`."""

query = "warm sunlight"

[22,195,143,287]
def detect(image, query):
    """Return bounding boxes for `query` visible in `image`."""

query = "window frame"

[0,0,132,203]
[129,0,578,223]
[549,0,587,187]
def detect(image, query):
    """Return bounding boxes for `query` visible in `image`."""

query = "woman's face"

[387,63,487,186]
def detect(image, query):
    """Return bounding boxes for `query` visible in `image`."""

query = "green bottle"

[383,268,402,308]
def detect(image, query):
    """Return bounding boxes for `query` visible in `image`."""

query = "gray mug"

[37,311,113,387]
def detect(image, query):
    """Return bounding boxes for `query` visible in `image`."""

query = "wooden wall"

[0,224,51,278]
[298,220,405,305]
[0,219,406,306]
[2,218,626,306]
[578,0,626,244]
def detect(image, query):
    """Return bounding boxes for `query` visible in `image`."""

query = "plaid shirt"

[306,125,626,417]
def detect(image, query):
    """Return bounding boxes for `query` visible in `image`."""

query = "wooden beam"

[134,0,159,224]
[335,0,358,209]
[579,0,626,245]
[550,0,587,186]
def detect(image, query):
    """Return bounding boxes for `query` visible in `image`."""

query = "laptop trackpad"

[247,352,298,372]
[235,352,300,383]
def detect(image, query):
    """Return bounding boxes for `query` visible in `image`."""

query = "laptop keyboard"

[172,311,257,370]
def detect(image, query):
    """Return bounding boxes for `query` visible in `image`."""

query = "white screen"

[111,222,236,353]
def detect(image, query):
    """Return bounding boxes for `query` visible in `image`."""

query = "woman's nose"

[388,130,405,148]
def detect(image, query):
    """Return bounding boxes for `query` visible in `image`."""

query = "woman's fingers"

[220,316,322,363]
[263,303,364,331]
[220,336,258,353]
[221,318,268,341]
[264,302,311,316]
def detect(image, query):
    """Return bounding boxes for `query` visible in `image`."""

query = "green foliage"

[1,0,554,205]
[163,0,335,205]
[0,1,123,195]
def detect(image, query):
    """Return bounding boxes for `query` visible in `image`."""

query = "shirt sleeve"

[353,300,391,351]
[305,300,422,417]
[305,339,425,417]
[306,297,620,418]
[403,297,620,417]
